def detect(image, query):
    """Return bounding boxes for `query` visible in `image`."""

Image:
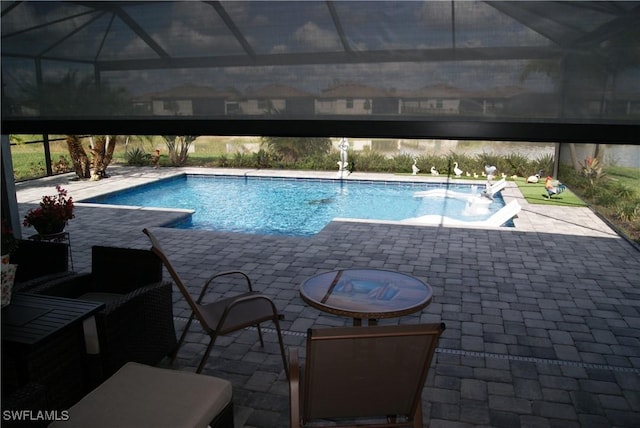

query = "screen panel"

[2,1,639,139]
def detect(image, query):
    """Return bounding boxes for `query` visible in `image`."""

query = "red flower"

[23,185,75,233]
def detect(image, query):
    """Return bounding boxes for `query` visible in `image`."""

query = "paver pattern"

[14,167,640,427]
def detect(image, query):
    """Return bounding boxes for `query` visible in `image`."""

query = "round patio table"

[300,268,433,326]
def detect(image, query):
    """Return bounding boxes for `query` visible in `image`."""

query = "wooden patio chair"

[289,323,445,428]
[143,228,288,376]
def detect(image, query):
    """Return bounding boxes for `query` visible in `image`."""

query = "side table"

[300,268,434,326]
[29,231,74,270]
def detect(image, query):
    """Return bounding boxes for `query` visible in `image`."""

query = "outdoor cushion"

[50,362,233,428]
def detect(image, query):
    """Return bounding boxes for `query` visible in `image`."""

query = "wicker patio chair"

[30,245,177,382]
[289,323,446,428]
[12,239,74,292]
[143,228,288,376]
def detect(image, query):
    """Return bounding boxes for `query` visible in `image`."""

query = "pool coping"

[14,166,620,239]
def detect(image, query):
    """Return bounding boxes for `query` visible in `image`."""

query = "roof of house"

[135,84,240,101]
[319,83,393,98]
[244,84,313,98]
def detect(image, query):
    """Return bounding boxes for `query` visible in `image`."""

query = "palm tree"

[162,135,198,166]
[22,72,131,179]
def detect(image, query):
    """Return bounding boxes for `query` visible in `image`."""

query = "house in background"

[133,84,240,116]
[398,84,469,116]
[315,83,396,116]
[466,86,529,117]
[230,84,315,116]
[131,82,639,121]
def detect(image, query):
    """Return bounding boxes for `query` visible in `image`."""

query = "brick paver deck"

[14,166,640,427]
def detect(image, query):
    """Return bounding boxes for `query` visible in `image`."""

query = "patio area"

[13,166,640,427]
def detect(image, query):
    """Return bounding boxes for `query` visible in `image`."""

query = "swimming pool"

[84,175,508,236]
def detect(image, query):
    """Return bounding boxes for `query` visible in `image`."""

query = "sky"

[2,1,637,116]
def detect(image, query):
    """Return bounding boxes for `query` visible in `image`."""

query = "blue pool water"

[84,175,507,236]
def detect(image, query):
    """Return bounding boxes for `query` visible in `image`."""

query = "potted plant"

[23,185,75,235]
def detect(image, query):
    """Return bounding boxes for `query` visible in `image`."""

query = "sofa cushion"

[50,362,233,428]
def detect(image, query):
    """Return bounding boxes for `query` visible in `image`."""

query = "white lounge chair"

[413,188,472,199]
[413,178,507,200]
[482,178,507,199]
[402,200,521,227]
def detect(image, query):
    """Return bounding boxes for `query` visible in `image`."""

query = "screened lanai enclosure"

[1,0,639,140]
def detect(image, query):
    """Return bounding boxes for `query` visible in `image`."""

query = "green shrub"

[595,190,618,207]
[351,151,389,172]
[610,183,636,200]
[217,154,229,167]
[261,136,331,161]
[475,152,502,171]
[392,153,415,174]
[230,152,253,167]
[614,200,639,222]
[124,148,151,166]
[300,154,340,171]
[414,155,448,175]
[582,185,603,200]
[504,153,530,177]
[533,154,554,177]
[252,149,273,168]
[559,165,590,192]
[26,162,46,179]
[52,155,73,174]
[447,153,474,175]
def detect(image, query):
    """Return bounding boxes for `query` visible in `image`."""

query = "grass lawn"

[513,177,587,207]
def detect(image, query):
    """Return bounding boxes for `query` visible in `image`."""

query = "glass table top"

[300,268,433,320]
